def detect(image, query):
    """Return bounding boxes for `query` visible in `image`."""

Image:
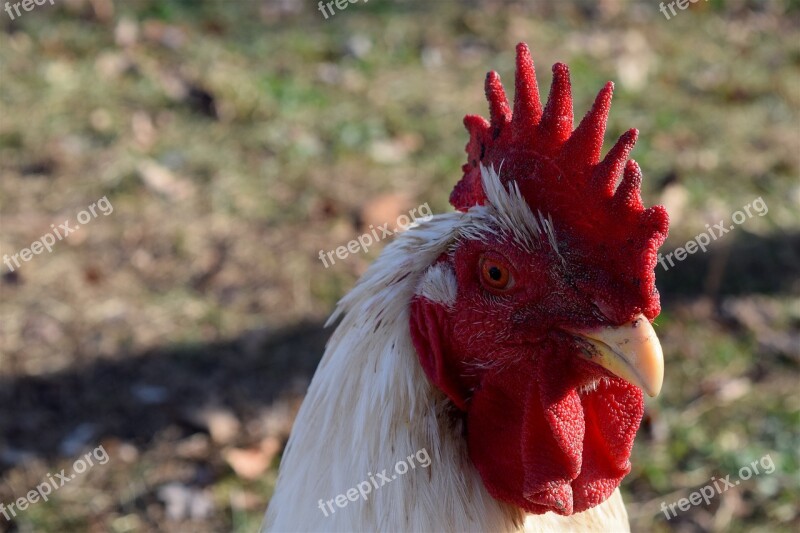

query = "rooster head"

[409,43,669,516]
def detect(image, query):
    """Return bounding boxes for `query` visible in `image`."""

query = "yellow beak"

[565,314,664,397]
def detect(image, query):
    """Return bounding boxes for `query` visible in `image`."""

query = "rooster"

[262,43,669,532]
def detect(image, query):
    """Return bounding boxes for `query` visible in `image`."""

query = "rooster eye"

[480,257,513,291]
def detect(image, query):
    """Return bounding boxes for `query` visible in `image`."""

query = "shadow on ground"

[0,320,332,473]
[658,230,800,302]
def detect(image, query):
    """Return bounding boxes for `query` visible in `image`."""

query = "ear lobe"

[409,295,468,410]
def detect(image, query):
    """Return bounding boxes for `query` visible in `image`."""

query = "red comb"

[451,43,669,319]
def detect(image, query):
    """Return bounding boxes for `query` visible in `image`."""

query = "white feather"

[418,262,457,308]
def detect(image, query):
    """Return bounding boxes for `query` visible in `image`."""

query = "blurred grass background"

[0,0,798,531]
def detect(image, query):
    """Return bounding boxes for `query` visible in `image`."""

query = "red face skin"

[410,235,645,516]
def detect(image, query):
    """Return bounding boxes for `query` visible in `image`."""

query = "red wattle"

[465,341,643,515]
[571,378,642,512]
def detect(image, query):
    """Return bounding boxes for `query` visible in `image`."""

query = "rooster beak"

[565,314,664,397]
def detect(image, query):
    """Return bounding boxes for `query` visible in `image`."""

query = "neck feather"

[264,213,521,531]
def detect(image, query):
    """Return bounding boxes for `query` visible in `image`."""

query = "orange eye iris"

[480,258,512,290]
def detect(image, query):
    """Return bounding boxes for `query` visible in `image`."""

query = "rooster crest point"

[451,42,670,319]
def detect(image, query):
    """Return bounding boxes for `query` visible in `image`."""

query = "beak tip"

[568,313,665,399]
[644,381,662,398]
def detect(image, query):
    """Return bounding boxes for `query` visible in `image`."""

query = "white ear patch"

[417,263,457,307]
